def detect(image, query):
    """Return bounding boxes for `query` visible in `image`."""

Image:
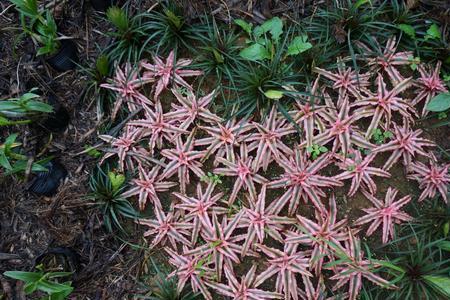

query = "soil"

[1,1,449,299]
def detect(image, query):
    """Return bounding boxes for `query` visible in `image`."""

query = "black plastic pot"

[46,39,79,72]
[35,247,81,274]
[40,93,70,132]
[28,160,68,196]
[90,0,115,11]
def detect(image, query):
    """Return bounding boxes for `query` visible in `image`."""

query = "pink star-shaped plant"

[137,205,191,249]
[122,164,176,210]
[307,93,374,156]
[247,106,296,171]
[127,101,187,155]
[195,118,253,164]
[166,88,222,129]
[99,126,141,171]
[206,265,283,300]
[160,131,206,194]
[254,243,312,300]
[268,149,342,215]
[166,246,214,300]
[412,61,448,116]
[240,185,295,256]
[186,212,245,282]
[352,74,415,138]
[314,57,370,102]
[354,188,412,243]
[334,150,390,196]
[408,158,450,203]
[374,123,434,170]
[141,50,202,100]
[298,275,343,300]
[214,143,268,204]
[100,63,153,120]
[286,78,327,147]
[357,36,412,85]
[329,231,393,300]
[173,182,227,245]
[285,195,348,275]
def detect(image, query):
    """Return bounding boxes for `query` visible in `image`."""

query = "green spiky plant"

[304,0,392,69]
[78,55,113,119]
[364,229,450,299]
[410,197,450,238]
[137,259,201,300]
[88,164,137,233]
[191,16,241,94]
[103,6,152,63]
[140,2,199,55]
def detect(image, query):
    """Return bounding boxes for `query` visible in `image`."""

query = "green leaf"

[319,146,328,153]
[444,221,449,237]
[264,90,284,100]
[398,24,416,39]
[426,93,450,112]
[254,17,283,41]
[96,55,109,77]
[26,101,53,113]
[24,281,38,294]
[0,116,13,126]
[36,279,73,294]
[287,35,313,56]
[108,171,125,192]
[438,241,450,252]
[164,9,182,30]
[354,0,371,9]
[423,275,450,296]
[3,271,43,283]
[212,49,224,63]
[234,19,252,36]
[239,43,270,61]
[425,24,441,40]
[84,145,101,158]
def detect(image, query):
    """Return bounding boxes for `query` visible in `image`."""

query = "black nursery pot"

[28,160,68,197]
[35,247,81,274]
[90,0,115,11]
[40,93,70,132]
[46,39,79,72]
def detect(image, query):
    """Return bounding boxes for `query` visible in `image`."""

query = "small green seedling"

[200,172,222,185]
[306,144,328,160]
[84,145,101,158]
[10,0,60,56]
[3,264,73,300]
[408,56,421,71]
[234,17,312,62]
[0,133,50,176]
[371,128,393,145]
[0,88,53,126]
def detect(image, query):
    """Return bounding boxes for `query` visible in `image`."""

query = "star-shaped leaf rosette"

[95,45,450,300]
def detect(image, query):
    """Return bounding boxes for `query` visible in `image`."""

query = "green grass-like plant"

[88,164,137,233]
[141,3,199,55]
[364,230,450,299]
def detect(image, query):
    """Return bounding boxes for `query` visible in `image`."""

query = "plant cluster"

[10,0,60,56]
[3,264,73,300]
[97,37,450,299]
